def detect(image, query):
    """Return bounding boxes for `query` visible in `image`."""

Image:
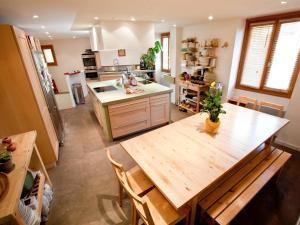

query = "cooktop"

[93,86,117,93]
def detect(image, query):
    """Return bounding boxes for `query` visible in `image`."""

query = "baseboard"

[275,139,300,152]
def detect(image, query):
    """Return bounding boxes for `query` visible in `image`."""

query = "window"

[161,32,170,72]
[236,12,300,98]
[41,45,57,66]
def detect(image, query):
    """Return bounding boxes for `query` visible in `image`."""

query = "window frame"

[161,32,170,72]
[41,44,58,66]
[236,11,300,98]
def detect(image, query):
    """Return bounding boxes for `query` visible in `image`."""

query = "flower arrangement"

[201,82,226,133]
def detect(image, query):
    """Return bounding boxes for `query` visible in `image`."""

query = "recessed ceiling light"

[160,19,165,23]
[33,15,39,19]
[131,17,136,21]
[281,1,287,4]
[94,16,99,20]
[208,15,214,21]
[45,31,49,35]
[172,24,177,27]
[41,25,45,29]
[73,36,76,39]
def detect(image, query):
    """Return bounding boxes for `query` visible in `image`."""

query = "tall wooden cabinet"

[0,25,58,167]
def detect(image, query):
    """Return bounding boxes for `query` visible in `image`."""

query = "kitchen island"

[87,79,172,141]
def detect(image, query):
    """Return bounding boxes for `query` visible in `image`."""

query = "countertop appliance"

[81,49,101,79]
[32,51,64,145]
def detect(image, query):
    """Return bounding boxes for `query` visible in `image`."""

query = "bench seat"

[198,147,291,225]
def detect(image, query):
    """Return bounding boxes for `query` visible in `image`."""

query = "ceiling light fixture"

[33,15,39,19]
[41,25,45,29]
[208,15,214,21]
[173,24,177,27]
[280,1,287,4]
[94,16,99,20]
[131,17,136,21]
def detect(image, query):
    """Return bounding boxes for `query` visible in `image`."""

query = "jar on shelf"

[188,42,196,48]
[199,57,210,66]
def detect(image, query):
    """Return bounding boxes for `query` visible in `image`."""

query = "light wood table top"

[120,103,289,210]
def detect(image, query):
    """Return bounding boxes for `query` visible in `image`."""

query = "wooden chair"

[257,101,284,117]
[120,172,190,225]
[106,148,154,207]
[237,96,258,110]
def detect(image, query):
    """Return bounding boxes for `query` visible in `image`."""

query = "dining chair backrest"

[122,176,154,225]
[237,96,258,110]
[258,101,284,117]
[106,149,154,225]
[106,149,126,183]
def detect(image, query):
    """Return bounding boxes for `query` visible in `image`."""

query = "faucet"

[113,58,119,66]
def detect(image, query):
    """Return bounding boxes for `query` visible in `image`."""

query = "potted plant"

[201,82,226,134]
[140,41,162,79]
[0,150,13,172]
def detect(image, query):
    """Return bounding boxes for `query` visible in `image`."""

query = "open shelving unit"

[177,79,209,113]
[181,38,218,71]
[178,37,219,113]
[0,131,52,225]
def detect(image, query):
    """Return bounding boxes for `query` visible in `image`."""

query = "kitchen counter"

[87,79,172,141]
[87,79,172,106]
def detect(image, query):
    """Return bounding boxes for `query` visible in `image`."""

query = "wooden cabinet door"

[150,94,170,127]
[108,98,150,138]
[91,94,103,127]
[13,27,58,160]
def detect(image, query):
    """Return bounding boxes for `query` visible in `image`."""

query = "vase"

[204,118,221,134]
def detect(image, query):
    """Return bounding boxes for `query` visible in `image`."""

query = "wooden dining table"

[120,103,289,225]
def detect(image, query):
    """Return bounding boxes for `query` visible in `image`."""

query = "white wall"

[182,19,244,99]
[276,75,300,150]
[90,21,155,66]
[41,38,90,92]
[170,27,183,103]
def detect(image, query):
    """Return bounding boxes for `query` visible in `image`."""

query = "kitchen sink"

[94,86,117,93]
[138,80,153,85]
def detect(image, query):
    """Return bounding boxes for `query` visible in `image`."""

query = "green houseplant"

[0,150,13,172]
[201,82,226,134]
[140,41,162,70]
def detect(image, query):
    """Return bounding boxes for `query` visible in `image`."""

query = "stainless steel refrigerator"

[32,51,64,145]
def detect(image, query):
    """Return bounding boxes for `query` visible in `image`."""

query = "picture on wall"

[118,49,126,57]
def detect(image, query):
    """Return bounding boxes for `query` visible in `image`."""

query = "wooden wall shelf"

[0,131,52,225]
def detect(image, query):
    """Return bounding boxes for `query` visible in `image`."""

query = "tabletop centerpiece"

[201,82,226,134]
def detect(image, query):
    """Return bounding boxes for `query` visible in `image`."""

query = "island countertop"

[87,79,172,106]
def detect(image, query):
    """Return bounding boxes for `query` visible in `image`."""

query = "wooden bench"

[198,146,291,225]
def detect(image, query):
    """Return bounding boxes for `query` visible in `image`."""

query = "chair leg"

[132,206,140,225]
[118,181,123,207]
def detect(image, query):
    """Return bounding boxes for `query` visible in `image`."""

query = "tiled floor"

[46,98,300,225]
